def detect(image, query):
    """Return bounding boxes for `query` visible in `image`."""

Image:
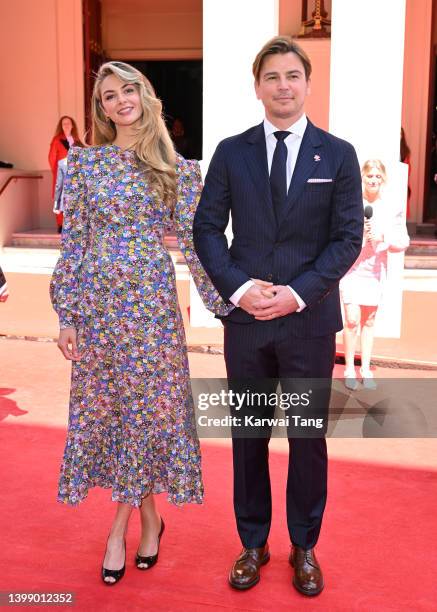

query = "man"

[193,36,363,596]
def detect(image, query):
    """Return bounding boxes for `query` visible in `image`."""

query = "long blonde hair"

[91,61,176,206]
[361,159,387,183]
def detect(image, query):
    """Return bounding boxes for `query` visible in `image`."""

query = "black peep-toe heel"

[135,519,165,570]
[101,538,126,585]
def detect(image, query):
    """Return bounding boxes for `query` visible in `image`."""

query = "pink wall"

[103,1,202,60]
[279,3,331,131]
[402,0,433,222]
[279,0,332,37]
[0,0,84,172]
[297,39,330,131]
[0,171,38,246]
[279,0,303,35]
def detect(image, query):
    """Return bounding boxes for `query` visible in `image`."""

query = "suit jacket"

[193,119,364,337]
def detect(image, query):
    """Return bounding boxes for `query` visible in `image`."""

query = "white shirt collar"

[263,114,308,139]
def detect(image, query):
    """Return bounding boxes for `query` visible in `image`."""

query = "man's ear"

[306,77,312,96]
[254,79,260,100]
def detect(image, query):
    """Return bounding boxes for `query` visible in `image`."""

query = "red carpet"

[1,422,437,611]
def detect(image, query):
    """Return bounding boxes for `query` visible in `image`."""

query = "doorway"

[129,60,203,160]
[425,47,437,222]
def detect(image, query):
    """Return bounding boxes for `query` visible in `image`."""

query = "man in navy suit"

[193,36,363,596]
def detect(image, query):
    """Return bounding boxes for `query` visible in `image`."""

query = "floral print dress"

[50,145,231,507]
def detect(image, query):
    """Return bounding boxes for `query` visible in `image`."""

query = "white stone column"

[329,0,408,338]
[329,0,406,162]
[202,0,279,164]
[191,0,278,327]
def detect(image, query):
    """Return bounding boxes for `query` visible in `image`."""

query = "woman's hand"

[57,327,82,361]
[364,220,383,246]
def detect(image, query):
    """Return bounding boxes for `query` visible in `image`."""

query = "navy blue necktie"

[270,130,290,222]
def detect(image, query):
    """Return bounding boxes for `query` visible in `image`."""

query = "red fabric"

[1,421,436,610]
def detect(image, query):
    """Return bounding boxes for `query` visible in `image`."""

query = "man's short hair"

[253,36,312,82]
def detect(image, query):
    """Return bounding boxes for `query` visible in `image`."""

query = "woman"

[50,61,231,585]
[340,159,409,390]
[48,116,82,232]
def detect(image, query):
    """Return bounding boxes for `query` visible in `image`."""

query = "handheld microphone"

[364,205,373,220]
[364,205,374,245]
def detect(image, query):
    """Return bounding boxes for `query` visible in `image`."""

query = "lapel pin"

[314,154,321,162]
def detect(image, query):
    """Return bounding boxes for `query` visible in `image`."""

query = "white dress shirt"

[229,114,308,310]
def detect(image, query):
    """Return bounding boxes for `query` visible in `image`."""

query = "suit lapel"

[243,123,277,227]
[281,121,323,222]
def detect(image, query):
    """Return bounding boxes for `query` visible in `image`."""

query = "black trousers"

[223,317,336,551]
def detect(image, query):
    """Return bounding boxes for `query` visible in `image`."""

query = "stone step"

[8,229,185,261]
[406,239,437,257]
[7,232,437,271]
[2,241,185,272]
[407,246,437,257]
[404,255,437,270]
[11,230,61,248]
[9,229,181,249]
[414,223,437,236]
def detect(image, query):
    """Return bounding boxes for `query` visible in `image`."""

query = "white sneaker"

[344,369,358,391]
[360,368,377,390]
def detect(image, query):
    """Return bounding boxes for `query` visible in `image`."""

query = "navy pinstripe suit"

[193,119,363,550]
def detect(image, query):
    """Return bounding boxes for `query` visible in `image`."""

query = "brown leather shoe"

[289,546,324,596]
[229,545,270,590]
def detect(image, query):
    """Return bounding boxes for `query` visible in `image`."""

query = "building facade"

[0,0,435,232]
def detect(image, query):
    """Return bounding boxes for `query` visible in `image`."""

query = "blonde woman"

[340,159,409,390]
[50,61,231,585]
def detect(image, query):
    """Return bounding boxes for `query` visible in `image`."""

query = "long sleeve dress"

[340,196,410,306]
[50,145,232,507]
